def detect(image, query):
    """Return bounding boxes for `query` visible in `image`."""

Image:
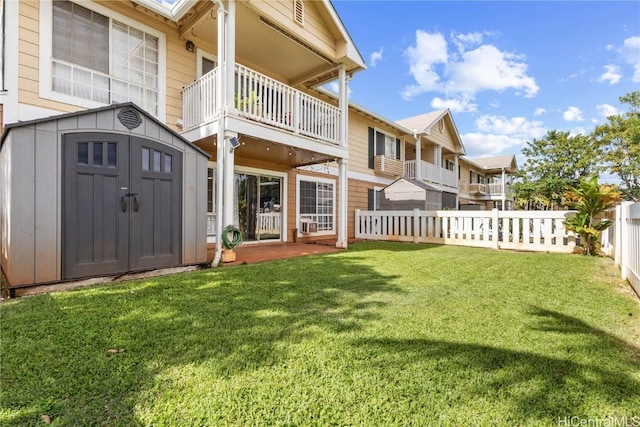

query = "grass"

[1,242,639,426]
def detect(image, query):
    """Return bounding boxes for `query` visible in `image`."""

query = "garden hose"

[222,224,243,249]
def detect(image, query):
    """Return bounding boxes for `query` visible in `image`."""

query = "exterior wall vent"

[294,0,304,26]
[118,107,142,130]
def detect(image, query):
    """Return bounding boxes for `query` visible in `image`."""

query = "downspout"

[211,0,227,267]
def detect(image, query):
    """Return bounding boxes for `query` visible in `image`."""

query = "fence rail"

[355,209,577,253]
[601,202,640,296]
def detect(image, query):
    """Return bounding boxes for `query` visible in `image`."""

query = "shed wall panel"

[0,135,11,277]
[34,128,60,283]
[9,126,36,285]
[195,155,208,262]
[183,151,198,263]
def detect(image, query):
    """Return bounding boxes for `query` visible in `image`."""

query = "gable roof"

[396,109,466,155]
[383,177,440,192]
[395,110,448,132]
[464,154,518,173]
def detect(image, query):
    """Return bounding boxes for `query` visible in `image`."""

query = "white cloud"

[461,133,525,156]
[462,114,547,157]
[430,97,477,113]
[370,47,384,67]
[563,106,584,122]
[402,30,538,101]
[402,31,448,99]
[533,108,546,116]
[451,31,484,52]
[597,64,621,85]
[596,103,619,119]
[622,36,640,82]
[475,115,546,138]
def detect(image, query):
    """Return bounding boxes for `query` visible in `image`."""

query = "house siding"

[246,0,337,59]
[16,1,189,131]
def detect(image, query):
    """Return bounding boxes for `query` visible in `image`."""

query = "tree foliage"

[514,91,639,209]
[592,91,640,201]
[564,177,623,255]
[514,131,601,210]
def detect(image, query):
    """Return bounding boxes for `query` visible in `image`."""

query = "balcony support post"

[211,0,227,267]
[414,133,422,181]
[501,167,507,210]
[338,64,349,147]
[337,158,348,249]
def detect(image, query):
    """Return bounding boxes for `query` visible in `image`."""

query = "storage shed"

[0,103,209,293]
[379,178,457,211]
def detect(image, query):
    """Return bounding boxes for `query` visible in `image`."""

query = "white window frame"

[39,0,167,121]
[196,49,218,78]
[296,174,336,236]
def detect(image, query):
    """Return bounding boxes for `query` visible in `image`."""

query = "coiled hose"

[222,224,243,249]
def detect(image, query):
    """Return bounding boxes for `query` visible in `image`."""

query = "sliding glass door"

[235,173,282,241]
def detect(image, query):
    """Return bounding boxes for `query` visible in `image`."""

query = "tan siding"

[246,0,337,60]
[347,178,376,239]
[348,111,406,177]
[16,0,196,131]
[424,119,459,154]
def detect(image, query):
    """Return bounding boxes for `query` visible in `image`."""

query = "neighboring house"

[458,155,518,210]
[0,0,515,290]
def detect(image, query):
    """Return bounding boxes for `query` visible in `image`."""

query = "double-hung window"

[42,0,164,118]
[298,177,335,233]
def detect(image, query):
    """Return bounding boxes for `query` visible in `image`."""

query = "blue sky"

[330,1,640,163]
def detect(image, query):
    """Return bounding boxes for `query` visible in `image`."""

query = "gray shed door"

[63,133,182,280]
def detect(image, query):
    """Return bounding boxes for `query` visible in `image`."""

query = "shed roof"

[383,177,440,192]
[0,103,210,159]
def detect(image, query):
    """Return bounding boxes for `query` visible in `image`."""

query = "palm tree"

[564,177,623,255]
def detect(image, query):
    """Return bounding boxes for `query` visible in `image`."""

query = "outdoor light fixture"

[229,137,240,149]
[185,40,195,52]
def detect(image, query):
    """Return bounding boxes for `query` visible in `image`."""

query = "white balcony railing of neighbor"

[355,209,577,253]
[404,160,458,188]
[257,212,281,236]
[207,212,281,237]
[182,64,341,145]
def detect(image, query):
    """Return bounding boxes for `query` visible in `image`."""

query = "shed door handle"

[120,195,128,212]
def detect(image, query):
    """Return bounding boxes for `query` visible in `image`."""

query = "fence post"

[413,208,420,243]
[492,209,500,249]
[614,204,622,268]
[620,202,632,281]
[354,209,361,239]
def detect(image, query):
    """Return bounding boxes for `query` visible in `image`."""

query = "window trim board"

[39,0,167,121]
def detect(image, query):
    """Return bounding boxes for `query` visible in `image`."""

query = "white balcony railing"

[404,160,458,188]
[182,64,341,145]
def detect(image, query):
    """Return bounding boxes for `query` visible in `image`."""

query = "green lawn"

[1,242,639,426]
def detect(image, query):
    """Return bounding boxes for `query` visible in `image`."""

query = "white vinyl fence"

[355,209,578,253]
[601,202,640,296]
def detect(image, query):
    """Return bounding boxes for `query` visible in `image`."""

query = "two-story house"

[458,155,518,210]
[0,0,366,289]
[0,0,515,292]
